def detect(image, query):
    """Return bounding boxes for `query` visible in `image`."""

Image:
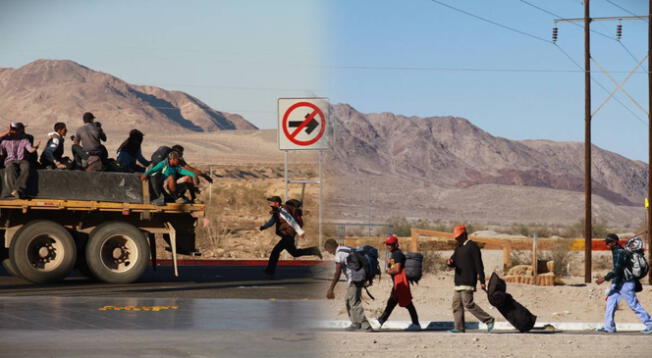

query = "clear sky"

[0,0,650,161]
[324,0,649,162]
[0,0,327,129]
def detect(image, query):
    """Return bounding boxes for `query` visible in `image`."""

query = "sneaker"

[377,317,386,328]
[642,327,652,334]
[344,325,362,331]
[596,327,614,333]
[405,323,421,332]
[486,318,495,333]
[448,328,464,333]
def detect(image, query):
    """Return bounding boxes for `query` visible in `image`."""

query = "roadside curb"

[317,320,647,332]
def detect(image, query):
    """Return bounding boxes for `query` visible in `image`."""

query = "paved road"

[0,262,330,299]
[0,262,332,357]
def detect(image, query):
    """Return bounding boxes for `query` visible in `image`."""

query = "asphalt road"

[0,262,331,300]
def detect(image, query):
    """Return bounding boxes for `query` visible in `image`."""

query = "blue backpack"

[346,245,380,287]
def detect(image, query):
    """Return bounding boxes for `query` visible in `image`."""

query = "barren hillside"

[0,59,257,133]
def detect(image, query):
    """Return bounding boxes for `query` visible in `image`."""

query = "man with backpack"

[377,235,420,331]
[259,196,321,278]
[595,234,652,334]
[447,225,495,333]
[324,238,373,332]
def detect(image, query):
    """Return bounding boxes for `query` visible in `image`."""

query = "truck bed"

[0,198,205,214]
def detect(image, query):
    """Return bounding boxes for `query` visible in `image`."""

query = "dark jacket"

[448,239,486,287]
[40,132,64,166]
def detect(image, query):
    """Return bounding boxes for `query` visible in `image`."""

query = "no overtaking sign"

[278,98,329,150]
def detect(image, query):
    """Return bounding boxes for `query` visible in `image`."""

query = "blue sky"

[325,0,649,161]
[0,0,649,161]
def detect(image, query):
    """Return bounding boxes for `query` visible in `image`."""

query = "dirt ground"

[315,331,652,358]
[319,268,652,358]
[323,267,652,324]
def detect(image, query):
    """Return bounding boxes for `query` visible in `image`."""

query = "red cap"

[453,225,467,239]
[384,235,398,245]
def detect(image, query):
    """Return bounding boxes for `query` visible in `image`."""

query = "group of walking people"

[324,225,652,334]
[324,225,494,332]
[0,111,211,203]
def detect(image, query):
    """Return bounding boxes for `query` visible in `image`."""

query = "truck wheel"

[2,257,21,278]
[86,222,149,283]
[10,220,77,283]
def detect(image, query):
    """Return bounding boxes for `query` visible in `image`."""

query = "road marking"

[99,305,179,311]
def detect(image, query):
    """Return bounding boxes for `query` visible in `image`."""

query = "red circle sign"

[282,101,326,146]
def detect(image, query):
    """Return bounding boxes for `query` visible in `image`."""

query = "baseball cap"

[10,122,25,130]
[266,196,282,204]
[453,225,467,239]
[384,235,398,245]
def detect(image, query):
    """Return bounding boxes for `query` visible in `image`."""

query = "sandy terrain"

[315,331,652,358]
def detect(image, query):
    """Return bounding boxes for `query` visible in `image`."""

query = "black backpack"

[405,252,424,284]
[151,146,172,165]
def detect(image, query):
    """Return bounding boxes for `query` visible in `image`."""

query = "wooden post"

[410,228,418,253]
[503,242,512,273]
[532,233,538,281]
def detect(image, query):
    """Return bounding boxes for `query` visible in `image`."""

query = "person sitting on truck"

[72,112,107,172]
[116,129,150,173]
[141,150,196,203]
[1,122,40,198]
[39,122,71,169]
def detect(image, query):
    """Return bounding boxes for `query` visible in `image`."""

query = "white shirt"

[335,245,353,284]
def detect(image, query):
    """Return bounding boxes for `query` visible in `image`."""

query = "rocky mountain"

[325,104,647,227]
[0,59,257,133]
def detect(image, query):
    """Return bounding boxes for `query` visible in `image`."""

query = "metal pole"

[584,0,593,284]
[284,150,288,202]
[648,0,652,285]
[319,150,323,249]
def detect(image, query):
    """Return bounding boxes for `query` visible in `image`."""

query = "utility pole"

[584,0,592,284]
[648,0,651,286]
[555,6,652,284]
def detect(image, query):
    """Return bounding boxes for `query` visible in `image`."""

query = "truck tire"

[10,220,77,283]
[2,257,21,278]
[85,222,149,283]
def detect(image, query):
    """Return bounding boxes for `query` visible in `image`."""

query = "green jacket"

[145,159,196,179]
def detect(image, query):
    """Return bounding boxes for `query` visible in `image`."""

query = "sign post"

[278,98,330,249]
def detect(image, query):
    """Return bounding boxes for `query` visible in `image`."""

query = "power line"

[519,0,616,40]
[605,0,649,22]
[429,0,550,43]
[428,0,647,126]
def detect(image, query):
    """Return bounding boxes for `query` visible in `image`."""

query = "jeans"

[604,281,652,332]
[4,160,30,194]
[264,235,320,275]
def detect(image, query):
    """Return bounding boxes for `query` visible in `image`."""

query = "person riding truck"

[140,151,197,204]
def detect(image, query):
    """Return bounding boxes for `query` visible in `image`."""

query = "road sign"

[278,98,329,150]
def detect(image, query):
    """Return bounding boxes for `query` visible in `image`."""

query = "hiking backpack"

[624,236,649,280]
[151,146,172,165]
[405,252,424,284]
[346,245,380,287]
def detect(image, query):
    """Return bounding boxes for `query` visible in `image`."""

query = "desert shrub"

[540,239,573,277]
[422,250,449,274]
[510,250,531,267]
[563,218,609,238]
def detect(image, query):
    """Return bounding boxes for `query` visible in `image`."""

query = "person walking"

[1,122,40,198]
[377,235,420,331]
[324,238,372,331]
[596,233,652,334]
[259,196,321,277]
[447,225,495,333]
